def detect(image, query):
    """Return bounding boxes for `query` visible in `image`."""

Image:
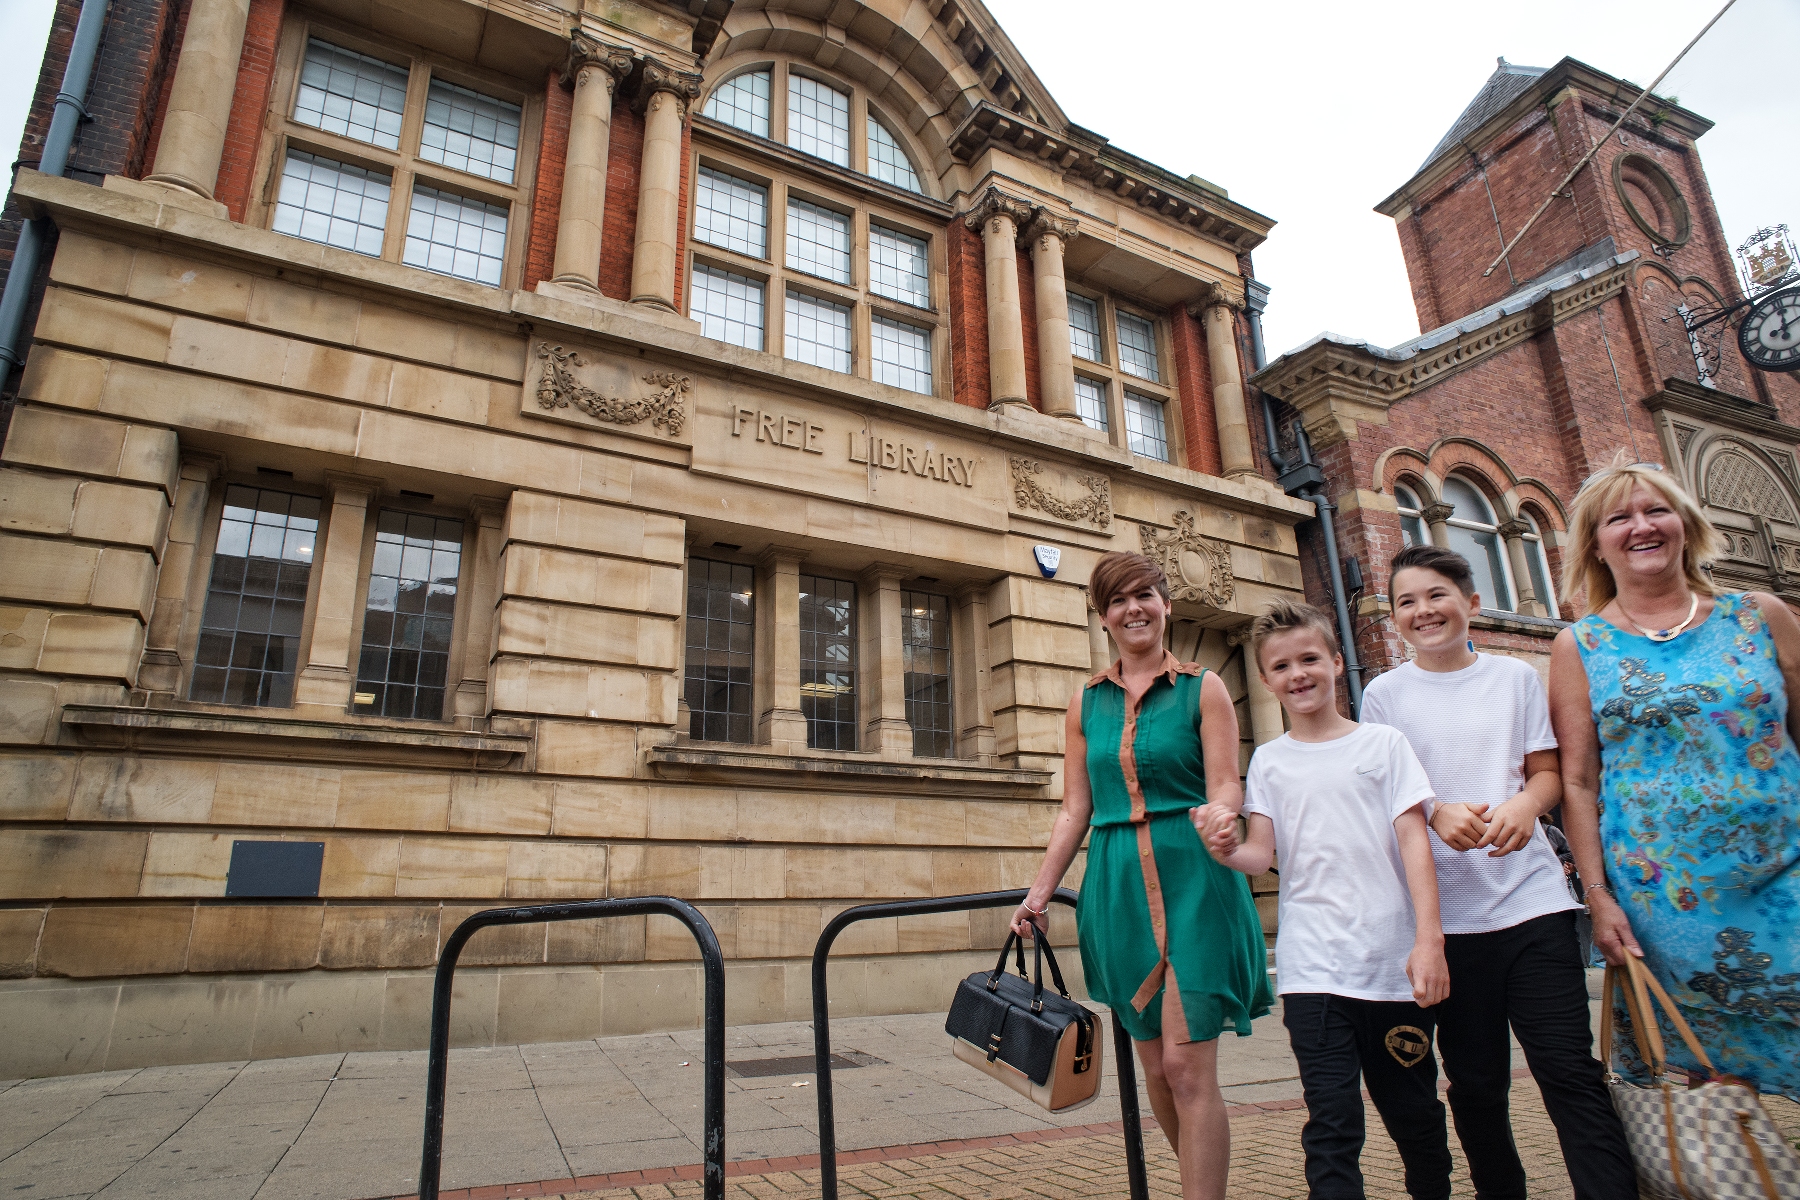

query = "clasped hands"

[1430,795,1535,856]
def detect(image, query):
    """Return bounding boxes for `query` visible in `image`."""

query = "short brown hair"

[1389,544,1476,599]
[1089,551,1170,614]
[1564,454,1722,614]
[1249,599,1338,669]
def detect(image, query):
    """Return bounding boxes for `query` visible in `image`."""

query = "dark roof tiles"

[1419,58,1547,173]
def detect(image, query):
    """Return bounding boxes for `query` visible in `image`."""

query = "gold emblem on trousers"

[1385,1025,1430,1068]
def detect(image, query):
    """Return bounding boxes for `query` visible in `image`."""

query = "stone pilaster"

[1230,625,1284,747]
[138,452,222,698]
[756,545,808,753]
[859,564,913,756]
[964,187,1036,413]
[630,60,703,312]
[293,473,380,711]
[551,39,634,291]
[1198,284,1256,478]
[143,0,250,206]
[1025,211,1080,421]
[452,495,508,724]
[951,581,996,762]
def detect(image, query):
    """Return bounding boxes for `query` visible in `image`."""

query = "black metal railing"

[810,888,1148,1200]
[418,897,726,1200]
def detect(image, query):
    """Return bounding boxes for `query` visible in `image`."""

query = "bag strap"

[1029,930,1046,1009]
[1625,954,1716,1077]
[987,932,1028,989]
[1037,937,1073,999]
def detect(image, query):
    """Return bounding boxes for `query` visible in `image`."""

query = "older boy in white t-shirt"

[1206,599,1452,1200]
[1363,544,1634,1200]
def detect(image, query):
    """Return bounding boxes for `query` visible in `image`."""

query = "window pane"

[1524,514,1558,618]
[355,510,463,720]
[869,224,929,308]
[799,574,856,750]
[784,289,852,373]
[694,167,767,258]
[1124,390,1169,462]
[1442,477,1495,525]
[1074,375,1108,433]
[189,487,318,707]
[272,151,391,257]
[690,264,765,350]
[785,198,851,284]
[1394,484,1421,513]
[403,185,507,286]
[871,315,931,394]
[1116,312,1161,382]
[702,69,771,138]
[1068,293,1102,361]
[293,38,408,150]
[684,558,755,743]
[1401,513,1426,548]
[786,75,851,166]
[1444,523,1512,611]
[419,77,521,184]
[866,116,921,193]
[902,591,952,758]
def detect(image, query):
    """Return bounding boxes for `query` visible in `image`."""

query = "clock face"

[1739,287,1800,372]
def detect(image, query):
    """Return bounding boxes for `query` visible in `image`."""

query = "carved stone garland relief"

[535,343,690,437]
[1140,510,1234,608]
[1007,456,1112,529]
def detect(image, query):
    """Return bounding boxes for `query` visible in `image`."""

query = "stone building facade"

[0,0,1304,1077]
[1251,57,1800,684]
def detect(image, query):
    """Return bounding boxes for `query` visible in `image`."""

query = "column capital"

[563,35,634,89]
[178,451,227,482]
[757,544,807,571]
[963,186,1035,235]
[322,470,383,504]
[1190,280,1246,316]
[469,494,508,526]
[633,58,703,115]
[859,562,911,588]
[1497,518,1532,539]
[1226,622,1255,647]
[1022,209,1079,249]
[1420,503,1455,525]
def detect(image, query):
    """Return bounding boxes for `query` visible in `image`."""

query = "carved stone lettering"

[1007,456,1111,528]
[1140,510,1234,608]
[537,344,688,436]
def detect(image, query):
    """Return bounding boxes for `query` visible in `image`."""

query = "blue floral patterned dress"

[1574,593,1800,1098]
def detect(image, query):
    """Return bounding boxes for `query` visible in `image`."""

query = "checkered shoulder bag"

[1601,955,1800,1200]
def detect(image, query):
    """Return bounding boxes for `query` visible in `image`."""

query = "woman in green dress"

[1011,551,1273,1200]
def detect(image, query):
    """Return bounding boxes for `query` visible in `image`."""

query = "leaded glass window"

[869,224,928,308]
[1068,293,1102,362]
[354,511,463,721]
[190,487,319,707]
[1441,476,1513,611]
[694,167,768,258]
[1074,375,1108,433]
[403,185,507,286]
[419,78,521,184]
[785,197,851,283]
[785,289,852,373]
[866,117,921,193]
[871,316,931,394]
[902,591,952,758]
[691,265,765,350]
[273,151,391,257]
[684,558,754,743]
[1117,311,1161,382]
[799,575,857,750]
[1125,390,1168,462]
[1395,484,1427,549]
[293,39,408,150]
[786,75,851,166]
[703,70,771,138]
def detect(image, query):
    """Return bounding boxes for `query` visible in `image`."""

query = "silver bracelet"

[1022,900,1048,916]
[1584,882,1613,898]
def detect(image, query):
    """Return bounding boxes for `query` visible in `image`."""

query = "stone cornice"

[1643,377,1792,439]
[1252,257,1636,447]
[948,100,1275,254]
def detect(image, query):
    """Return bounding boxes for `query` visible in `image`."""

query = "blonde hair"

[1563,454,1724,615]
[1249,598,1339,670]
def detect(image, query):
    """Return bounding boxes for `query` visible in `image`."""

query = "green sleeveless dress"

[1077,654,1273,1043]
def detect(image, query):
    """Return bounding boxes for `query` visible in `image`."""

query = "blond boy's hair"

[1250,599,1339,670]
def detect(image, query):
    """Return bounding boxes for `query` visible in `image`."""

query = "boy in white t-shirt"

[1363,544,1634,1200]
[1205,599,1452,1200]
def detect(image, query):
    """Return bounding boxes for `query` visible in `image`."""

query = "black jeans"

[1438,911,1636,1200]
[1283,993,1452,1200]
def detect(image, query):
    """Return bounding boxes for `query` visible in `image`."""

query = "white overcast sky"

[3,0,1794,357]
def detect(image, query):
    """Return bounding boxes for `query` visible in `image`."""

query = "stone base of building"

[1,948,1060,1080]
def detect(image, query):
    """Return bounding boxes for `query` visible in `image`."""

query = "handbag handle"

[988,931,1075,1007]
[1600,954,1716,1081]
[986,932,1030,989]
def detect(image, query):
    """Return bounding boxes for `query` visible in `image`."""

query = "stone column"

[951,581,996,762]
[1422,503,1453,549]
[1086,604,1112,677]
[859,564,913,756]
[293,473,380,710]
[144,0,252,200]
[1199,286,1256,477]
[139,453,222,697]
[453,496,508,724]
[756,545,808,752]
[629,60,702,312]
[1026,211,1080,420]
[1499,519,1547,616]
[1231,626,1284,746]
[551,40,634,291]
[964,187,1035,413]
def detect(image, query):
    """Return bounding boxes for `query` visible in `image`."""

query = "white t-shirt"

[1243,723,1435,1002]
[1361,654,1579,936]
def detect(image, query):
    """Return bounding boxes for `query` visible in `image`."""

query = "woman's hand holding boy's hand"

[1430,801,1490,851]
[1407,940,1451,1007]
[1202,811,1242,864]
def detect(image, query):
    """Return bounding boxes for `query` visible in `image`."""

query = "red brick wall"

[213,0,283,222]
[597,93,643,301]
[139,0,190,184]
[1016,246,1040,411]
[673,118,691,314]
[946,218,988,410]
[523,69,570,291]
[1168,303,1220,476]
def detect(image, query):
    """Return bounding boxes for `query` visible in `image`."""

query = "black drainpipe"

[1244,281,1364,716]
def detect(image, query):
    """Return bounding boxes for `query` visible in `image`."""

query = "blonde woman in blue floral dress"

[1549,460,1800,1098]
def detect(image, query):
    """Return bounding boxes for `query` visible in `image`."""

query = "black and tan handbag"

[1601,954,1800,1199]
[945,931,1103,1113]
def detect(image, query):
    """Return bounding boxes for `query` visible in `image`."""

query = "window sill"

[1471,609,1570,637]
[61,705,531,769]
[646,745,1052,796]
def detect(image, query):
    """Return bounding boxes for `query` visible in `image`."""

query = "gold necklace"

[1616,591,1700,643]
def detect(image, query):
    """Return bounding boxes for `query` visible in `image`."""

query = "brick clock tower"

[1251,55,1800,686]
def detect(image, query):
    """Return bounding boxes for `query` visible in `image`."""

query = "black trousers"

[1283,993,1452,1200]
[1438,911,1637,1200]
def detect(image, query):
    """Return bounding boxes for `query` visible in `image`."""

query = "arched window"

[1520,510,1559,619]
[1439,477,1512,611]
[699,66,926,195]
[1395,483,1427,548]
